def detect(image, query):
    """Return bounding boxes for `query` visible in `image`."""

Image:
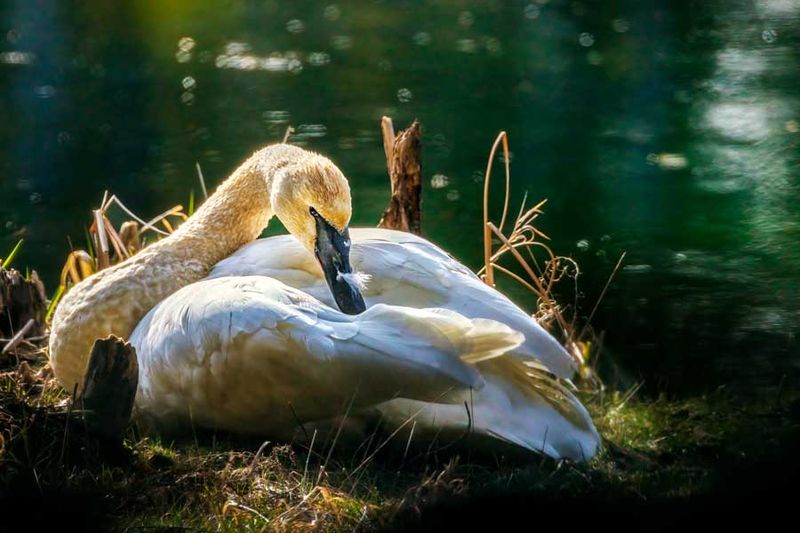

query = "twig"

[102,216,130,260]
[142,205,186,236]
[487,223,549,295]
[1,317,35,355]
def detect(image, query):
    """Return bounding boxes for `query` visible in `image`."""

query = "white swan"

[48,144,600,461]
[209,229,601,459]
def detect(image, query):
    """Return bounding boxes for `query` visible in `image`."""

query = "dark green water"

[1,0,798,396]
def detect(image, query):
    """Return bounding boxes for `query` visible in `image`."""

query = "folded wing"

[130,276,522,437]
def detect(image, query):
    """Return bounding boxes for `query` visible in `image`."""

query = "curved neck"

[49,144,309,392]
[157,150,276,269]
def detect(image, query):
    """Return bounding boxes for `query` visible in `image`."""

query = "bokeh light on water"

[0,0,798,395]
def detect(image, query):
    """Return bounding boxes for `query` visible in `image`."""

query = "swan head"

[271,153,367,315]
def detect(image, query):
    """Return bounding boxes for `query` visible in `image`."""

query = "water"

[1,0,798,396]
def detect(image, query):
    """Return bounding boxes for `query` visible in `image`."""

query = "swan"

[48,143,600,460]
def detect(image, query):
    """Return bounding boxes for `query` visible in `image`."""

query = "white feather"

[336,270,372,291]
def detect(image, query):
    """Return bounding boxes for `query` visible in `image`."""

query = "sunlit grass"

[3,349,794,530]
[1,239,23,270]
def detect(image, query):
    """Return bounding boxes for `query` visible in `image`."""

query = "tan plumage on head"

[49,143,354,393]
[270,150,352,253]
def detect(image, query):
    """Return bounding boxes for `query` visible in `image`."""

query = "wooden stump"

[78,335,138,440]
[0,268,46,339]
[377,117,423,235]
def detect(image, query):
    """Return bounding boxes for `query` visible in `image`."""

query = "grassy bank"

[2,343,798,531]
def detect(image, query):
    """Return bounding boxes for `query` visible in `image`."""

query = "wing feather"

[131,276,522,437]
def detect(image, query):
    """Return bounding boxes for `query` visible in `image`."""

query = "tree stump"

[0,268,46,339]
[78,335,138,440]
[377,118,423,235]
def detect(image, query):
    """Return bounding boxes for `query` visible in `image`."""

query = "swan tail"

[376,357,601,461]
[472,357,601,460]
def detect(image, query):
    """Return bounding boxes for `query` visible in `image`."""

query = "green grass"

[2,348,798,531]
[1,239,23,269]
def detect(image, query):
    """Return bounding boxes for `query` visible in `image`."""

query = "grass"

[1,133,799,530]
[1,239,23,270]
[2,348,797,531]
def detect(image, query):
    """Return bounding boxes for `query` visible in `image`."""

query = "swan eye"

[309,206,319,218]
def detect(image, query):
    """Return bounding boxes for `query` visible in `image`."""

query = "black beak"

[313,213,366,315]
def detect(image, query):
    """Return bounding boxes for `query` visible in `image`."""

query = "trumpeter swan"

[48,144,600,460]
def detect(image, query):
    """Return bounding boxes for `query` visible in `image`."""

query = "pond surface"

[1,0,798,396]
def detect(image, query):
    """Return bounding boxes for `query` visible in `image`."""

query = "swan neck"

[168,154,275,267]
[48,145,303,393]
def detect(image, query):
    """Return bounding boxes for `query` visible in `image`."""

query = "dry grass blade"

[143,205,187,237]
[487,223,550,305]
[222,499,270,524]
[118,221,142,255]
[59,250,94,287]
[576,252,626,343]
[282,125,295,144]
[477,133,607,386]
[102,217,130,261]
[482,131,511,287]
[102,193,170,237]
[195,162,208,200]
